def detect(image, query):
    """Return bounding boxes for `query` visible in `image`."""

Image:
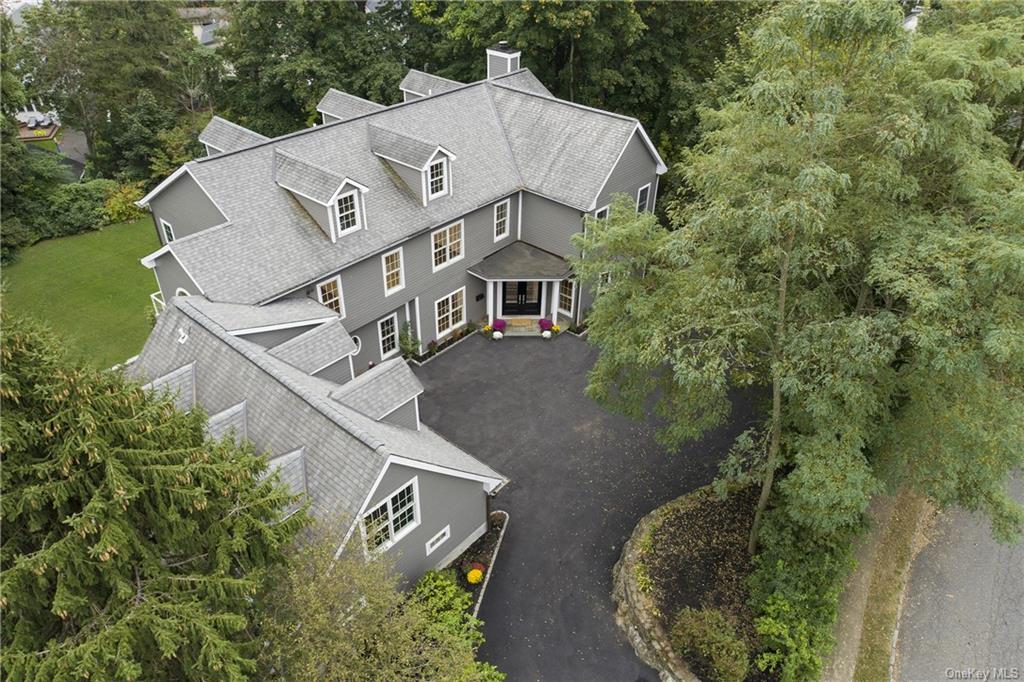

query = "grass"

[27,138,59,153]
[852,489,927,682]
[2,217,160,368]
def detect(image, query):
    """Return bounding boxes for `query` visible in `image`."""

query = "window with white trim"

[175,287,191,297]
[425,525,451,556]
[435,288,465,337]
[428,158,448,198]
[594,206,609,221]
[598,272,612,293]
[160,218,175,243]
[382,248,404,295]
[636,184,651,213]
[378,313,399,359]
[317,276,345,316]
[363,479,418,551]
[335,190,360,234]
[431,222,463,271]
[351,335,362,354]
[494,199,510,241]
[558,279,574,314]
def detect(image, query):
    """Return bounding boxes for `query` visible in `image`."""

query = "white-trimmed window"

[363,478,419,551]
[431,221,463,271]
[351,335,362,354]
[428,158,448,199]
[425,525,451,556]
[636,184,651,213]
[378,313,399,359]
[317,275,345,316]
[160,218,175,243]
[175,287,191,297]
[335,190,361,235]
[381,247,404,295]
[594,206,609,221]
[435,287,465,338]
[494,199,510,241]
[598,272,612,293]
[558,279,574,315]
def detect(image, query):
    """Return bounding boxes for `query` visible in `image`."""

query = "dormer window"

[428,158,448,199]
[335,190,361,234]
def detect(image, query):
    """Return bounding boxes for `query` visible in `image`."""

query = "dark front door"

[502,281,541,316]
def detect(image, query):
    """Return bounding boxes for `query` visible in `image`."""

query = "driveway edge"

[473,510,509,619]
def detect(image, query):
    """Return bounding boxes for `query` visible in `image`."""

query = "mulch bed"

[641,484,770,680]
[449,511,507,608]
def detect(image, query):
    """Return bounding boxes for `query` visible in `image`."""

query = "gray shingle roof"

[206,401,247,443]
[330,358,423,419]
[317,88,385,122]
[274,148,347,204]
[268,319,357,374]
[158,70,657,305]
[491,69,553,98]
[399,69,463,97]
[369,124,440,170]
[263,447,307,497]
[199,116,268,154]
[143,362,195,411]
[131,298,506,545]
[467,240,571,280]
[184,296,337,333]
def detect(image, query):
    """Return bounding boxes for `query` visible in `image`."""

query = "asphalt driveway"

[413,333,760,680]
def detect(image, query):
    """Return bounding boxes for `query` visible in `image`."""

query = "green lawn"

[27,138,60,153]
[2,217,161,368]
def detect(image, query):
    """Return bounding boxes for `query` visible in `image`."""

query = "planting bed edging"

[612,504,699,682]
[472,510,509,618]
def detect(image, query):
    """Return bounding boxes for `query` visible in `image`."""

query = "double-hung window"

[381,247,404,295]
[335,190,360,235]
[558,279,575,315]
[431,221,463,271]
[378,313,399,359]
[363,478,419,551]
[636,184,651,213]
[435,288,465,338]
[494,199,510,241]
[594,206,609,221]
[428,158,448,199]
[160,218,175,243]
[317,275,345,316]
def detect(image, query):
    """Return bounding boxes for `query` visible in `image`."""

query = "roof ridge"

[483,83,526,188]
[489,79,639,125]
[404,68,464,86]
[367,121,439,151]
[273,146,345,181]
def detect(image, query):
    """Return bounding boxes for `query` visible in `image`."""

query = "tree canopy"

[0,314,306,681]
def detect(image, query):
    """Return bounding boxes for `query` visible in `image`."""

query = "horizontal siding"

[313,356,354,385]
[347,303,410,375]
[293,192,332,238]
[520,191,584,257]
[593,130,659,212]
[153,252,200,301]
[382,398,418,430]
[150,172,226,244]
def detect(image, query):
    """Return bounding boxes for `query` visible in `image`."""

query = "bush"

[44,178,118,239]
[103,180,146,223]
[670,607,750,682]
[399,321,420,359]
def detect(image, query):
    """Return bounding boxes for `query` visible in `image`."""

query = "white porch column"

[486,281,494,325]
[539,282,547,319]
[550,281,559,319]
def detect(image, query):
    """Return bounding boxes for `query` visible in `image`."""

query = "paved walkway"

[413,333,760,681]
[895,475,1024,682]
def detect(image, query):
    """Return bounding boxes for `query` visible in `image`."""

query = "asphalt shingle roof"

[330,358,423,419]
[184,296,337,332]
[491,69,553,98]
[368,124,439,170]
[467,240,571,280]
[268,319,357,374]
[399,69,463,97]
[157,70,653,305]
[143,362,195,412]
[199,116,268,154]
[317,88,386,122]
[274,148,347,204]
[206,401,247,443]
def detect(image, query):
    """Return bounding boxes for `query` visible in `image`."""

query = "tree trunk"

[748,229,795,556]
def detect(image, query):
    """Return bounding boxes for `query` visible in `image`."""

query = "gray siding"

[312,356,354,385]
[293,192,332,238]
[382,398,418,430]
[367,462,488,581]
[403,91,423,102]
[593,130,659,212]
[346,303,411,375]
[150,172,227,244]
[389,161,424,204]
[520,191,584,257]
[153,251,200,300]
[322,113,341,125]
[488,54,508,79]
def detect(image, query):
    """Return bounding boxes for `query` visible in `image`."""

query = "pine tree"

[0,314,306,681]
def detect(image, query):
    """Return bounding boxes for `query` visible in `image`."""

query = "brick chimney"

[486,41,521,79]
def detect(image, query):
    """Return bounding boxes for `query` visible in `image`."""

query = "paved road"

[896,475,1024,682]
[414,333,760,681]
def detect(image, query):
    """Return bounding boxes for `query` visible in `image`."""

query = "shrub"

[398,321,420,359]
[44,178,118,239]
[102,181,146,223]
[670,607,750,682]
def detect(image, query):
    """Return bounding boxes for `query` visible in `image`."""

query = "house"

[132,42,665,581]
[131,294,506,580]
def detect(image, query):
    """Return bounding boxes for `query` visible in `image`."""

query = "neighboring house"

[132,42,664,581]
[131,295,506,580]
[178,6,228,47]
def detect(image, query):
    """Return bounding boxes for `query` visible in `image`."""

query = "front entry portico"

[467,241,577,325]
[502,281,542,316]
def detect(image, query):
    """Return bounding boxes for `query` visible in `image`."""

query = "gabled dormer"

[198,116,268,156]
[273,148,368,243]
[368,124,456,208]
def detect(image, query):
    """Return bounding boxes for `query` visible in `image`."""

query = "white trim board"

[230,316,336,337]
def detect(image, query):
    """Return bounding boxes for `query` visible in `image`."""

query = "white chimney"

[486,41,521,79]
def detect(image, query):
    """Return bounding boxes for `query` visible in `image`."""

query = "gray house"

[132,44,664,580]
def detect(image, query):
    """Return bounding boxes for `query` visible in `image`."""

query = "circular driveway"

[414,333,760,681]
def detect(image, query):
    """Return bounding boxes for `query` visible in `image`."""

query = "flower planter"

[541,330,552,339]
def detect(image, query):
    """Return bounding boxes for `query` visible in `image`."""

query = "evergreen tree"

[0,314,306,681]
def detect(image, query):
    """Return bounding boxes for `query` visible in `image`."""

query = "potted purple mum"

[492,318,506,340]
[538,318,554,339]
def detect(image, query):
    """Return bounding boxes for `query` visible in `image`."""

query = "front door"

[502,281,541,316]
